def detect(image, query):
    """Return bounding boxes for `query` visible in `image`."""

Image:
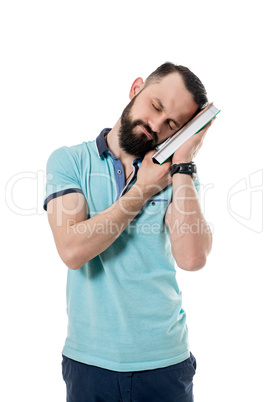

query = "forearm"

[64,183,151,269]
[166,174,212,271]
[49,150,172,270]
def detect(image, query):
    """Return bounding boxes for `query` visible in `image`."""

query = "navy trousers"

[62,353,196,402]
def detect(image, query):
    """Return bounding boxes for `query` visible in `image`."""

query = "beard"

[119,96,158,157]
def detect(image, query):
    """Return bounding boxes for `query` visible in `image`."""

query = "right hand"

[135,150,172,199]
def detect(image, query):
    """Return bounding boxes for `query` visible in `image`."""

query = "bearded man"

[44,62,213,402]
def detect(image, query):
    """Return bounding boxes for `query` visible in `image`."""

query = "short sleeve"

[193,173,200,194]
[43,146,83,211]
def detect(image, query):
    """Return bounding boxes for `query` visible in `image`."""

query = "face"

[119,73,199,157]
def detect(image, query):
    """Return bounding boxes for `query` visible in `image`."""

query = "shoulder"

[47,140,96,168]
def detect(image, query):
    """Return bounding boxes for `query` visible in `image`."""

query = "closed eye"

[152,102,179,131]
[167,120,174,130]
[152,103,160,112]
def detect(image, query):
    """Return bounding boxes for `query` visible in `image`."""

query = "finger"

[211,116,217,124]
[145,150,155,158]
[202,116,216,132]
[163,159,172,169]
[143,152,151,161]
[195,129,207,143]
[197,121,212,139]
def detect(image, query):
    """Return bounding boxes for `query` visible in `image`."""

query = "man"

[44,62,213,401]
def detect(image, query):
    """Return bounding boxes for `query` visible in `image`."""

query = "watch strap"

[170,162,197,178]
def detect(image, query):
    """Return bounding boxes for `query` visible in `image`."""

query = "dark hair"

[145,62,208,111]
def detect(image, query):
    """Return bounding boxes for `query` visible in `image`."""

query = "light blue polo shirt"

[44,128,200,372]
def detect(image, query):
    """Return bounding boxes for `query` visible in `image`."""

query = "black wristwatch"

[170,162,197,179]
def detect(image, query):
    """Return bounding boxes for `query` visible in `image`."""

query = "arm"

[165,123,213,271]
[165,174,212,271]
[47,153,171,270]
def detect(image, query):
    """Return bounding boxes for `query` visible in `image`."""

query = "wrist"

[132,182,154,203]
[172,158,192,164]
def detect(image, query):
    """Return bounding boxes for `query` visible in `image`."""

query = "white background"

[1,1,267,401]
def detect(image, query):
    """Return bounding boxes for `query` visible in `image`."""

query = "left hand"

[172,119,215,164]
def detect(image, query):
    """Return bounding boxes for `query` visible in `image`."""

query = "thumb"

[144,150,155,159]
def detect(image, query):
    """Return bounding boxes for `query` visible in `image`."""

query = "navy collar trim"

[96,128,111,157]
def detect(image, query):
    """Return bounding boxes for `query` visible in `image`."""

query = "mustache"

[133,120,158,142]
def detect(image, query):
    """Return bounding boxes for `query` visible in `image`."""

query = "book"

[152,102,221,164]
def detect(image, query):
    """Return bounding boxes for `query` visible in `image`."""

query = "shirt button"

[151,201,156,206]
[117,170,122,174]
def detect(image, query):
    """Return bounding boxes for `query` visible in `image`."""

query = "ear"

[129,77,144,100]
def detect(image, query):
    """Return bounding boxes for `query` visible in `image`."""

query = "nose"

[148,115,166,135]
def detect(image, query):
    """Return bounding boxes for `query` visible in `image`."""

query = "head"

[119,62,208,157]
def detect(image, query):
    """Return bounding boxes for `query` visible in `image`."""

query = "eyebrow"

[154,97,180,128]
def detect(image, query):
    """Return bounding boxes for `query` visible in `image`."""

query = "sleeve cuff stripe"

[43,188,84,211]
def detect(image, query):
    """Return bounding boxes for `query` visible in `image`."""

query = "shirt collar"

[96,128,143,164]
[96,128,111,157]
